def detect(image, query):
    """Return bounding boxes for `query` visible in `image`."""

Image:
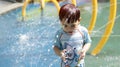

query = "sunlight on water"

[19,34,29,44]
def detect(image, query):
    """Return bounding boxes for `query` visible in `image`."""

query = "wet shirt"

[54,25,92,67]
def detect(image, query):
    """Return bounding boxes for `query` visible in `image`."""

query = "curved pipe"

[91,0,117,56]
[22,0,30,19]
[40,0,45,9]
[51,0,60,12]
[88,0,98,34]
[22,0,61,19]
[72,0,76,6]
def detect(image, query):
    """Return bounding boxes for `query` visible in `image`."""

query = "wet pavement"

[0,0,23,14]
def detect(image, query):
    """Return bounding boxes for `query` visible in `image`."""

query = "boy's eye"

[71,24,75,28]
[64,25,68,27]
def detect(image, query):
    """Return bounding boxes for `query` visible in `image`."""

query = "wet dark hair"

[59,4,80,23]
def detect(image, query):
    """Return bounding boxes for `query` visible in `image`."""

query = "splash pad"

[0,0,118,67]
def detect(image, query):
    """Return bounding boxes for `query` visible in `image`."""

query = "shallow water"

[0,4,62,67]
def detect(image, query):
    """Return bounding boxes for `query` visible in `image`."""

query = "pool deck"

[0,1,23,14]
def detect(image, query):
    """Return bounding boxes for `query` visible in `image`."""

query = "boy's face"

[61,20,80,34]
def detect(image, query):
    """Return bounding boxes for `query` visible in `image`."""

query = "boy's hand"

[78,50,86,60]
[60,49,70,67]
[60,49,67,62]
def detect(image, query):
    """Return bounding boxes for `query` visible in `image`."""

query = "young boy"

[53,4,92,67]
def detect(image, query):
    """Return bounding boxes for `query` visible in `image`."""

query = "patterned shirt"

[54,25,92,67]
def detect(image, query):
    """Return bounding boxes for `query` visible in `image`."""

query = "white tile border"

[0,3,23,15]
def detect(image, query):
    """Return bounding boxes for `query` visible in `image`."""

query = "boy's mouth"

[67,31,74,34]
[68,31,73,33]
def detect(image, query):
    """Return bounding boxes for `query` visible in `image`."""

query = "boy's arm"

[79,27,92,59]
[53,46,62,57]
[53,46,66,62]
[79,43,91,60]
[82,43,91,53]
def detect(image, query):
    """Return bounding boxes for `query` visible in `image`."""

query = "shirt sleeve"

[53,30,62,49]
[82,27,92,44]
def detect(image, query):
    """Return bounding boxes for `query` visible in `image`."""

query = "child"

[53,4,92,67]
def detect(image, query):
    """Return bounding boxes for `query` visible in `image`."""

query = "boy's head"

[59,4,81,34]
[59,4,80,24]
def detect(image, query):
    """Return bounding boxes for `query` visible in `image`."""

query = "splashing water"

[0,4,61,67]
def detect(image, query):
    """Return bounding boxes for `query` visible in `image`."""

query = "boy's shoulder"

[79,25,88,32]
[57,28,63,33]
[55,28,63,35]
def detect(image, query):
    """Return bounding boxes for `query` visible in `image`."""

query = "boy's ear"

[78,17,81,23]
[78,17,81,22]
